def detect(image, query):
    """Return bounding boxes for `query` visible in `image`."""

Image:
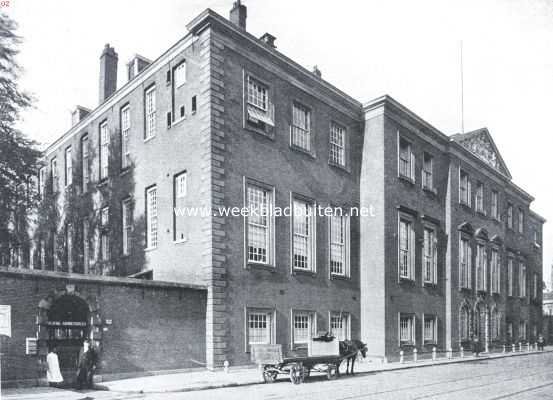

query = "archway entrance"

[474,303,489,351]
[46,295,90,382]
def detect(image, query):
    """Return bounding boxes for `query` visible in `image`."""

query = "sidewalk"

[3,347,552,398]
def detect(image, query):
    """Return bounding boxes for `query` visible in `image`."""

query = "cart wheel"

[290,364,304,384]
[263,370,278,383]
[327,365,338,380]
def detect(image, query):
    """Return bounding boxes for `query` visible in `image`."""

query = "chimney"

[127,54,151,81]
[71,106,91,126]
[312,65,322,78]
[260,33,276,48]
[229,0,247,30]
[99,44,118,103]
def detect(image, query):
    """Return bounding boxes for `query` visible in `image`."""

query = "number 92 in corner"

[0,0,10,8]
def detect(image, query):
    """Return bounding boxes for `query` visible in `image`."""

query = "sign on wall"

[0,305,11,337]
[26,338,38,355]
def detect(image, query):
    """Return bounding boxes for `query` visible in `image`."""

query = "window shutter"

[433,236,438,283]
[409,223,416,280]
[410,152,416,181]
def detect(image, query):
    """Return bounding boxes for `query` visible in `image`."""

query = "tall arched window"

[460,306,469,341]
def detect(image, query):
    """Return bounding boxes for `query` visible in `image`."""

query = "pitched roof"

[450,128,512,179]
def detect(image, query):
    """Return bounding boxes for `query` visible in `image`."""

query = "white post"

[519,342,522,352]
[502,344,506,353]
[413,348,418,363]
[512,344,515,353]
[460,346,464,358]
[527,343,530,352]
[432,347,436,361]
[447,348,452,359]
[399,350,404,364]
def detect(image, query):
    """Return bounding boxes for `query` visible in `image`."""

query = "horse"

[339,340,367,375]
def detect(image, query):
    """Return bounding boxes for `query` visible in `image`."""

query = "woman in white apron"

[46,347,64,387]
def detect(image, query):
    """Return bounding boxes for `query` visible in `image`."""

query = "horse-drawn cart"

[251,339,357,384]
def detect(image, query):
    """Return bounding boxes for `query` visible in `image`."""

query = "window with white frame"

[475,182,484,213]
[476,243,487,292]
[292,198,315,271]
[329,122,345,167]
[174,172,188,242]
[518,208,524,233]
[491,190,499,220]
[247,309,273,348]
[508,257,514,296]
[246,182,273,264]
[459,236,472,289]
[292,311,316,345]
[65,147,72,186]
[245,75,274,128]
[330,312,350,341]
[519,262,526,297]
[174,62,186,88]
[490,248,500,294]
[146,186,158,249]
[329,212,349,276]
[38,167,46,199]
[81,135,89,192]
[459,307,469,341]
[422,152,433,190]
[291,103,311,152]
[399,314,415,346]
[399,214,415,280]
[459,170,471,206]
[423,225,437,284]
[51,158,58,192]
[423,315,437,344]
[121,105,131,169]
[99,121,109,180]
[398,137,415,181]
[507,203,513,229]
[145,85,157,139]
[122,199,132,256]
[100,207,109,261]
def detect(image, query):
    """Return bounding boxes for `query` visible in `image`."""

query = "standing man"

[86,342,98,388]
[46,346,63,387]
[76,340,90,390]
[537,333,546,351]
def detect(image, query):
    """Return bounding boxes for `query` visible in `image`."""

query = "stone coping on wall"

[0,266,207,291]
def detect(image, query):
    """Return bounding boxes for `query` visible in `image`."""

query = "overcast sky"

[7,0,553,283]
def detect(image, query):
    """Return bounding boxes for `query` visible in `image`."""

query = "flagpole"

[460,40,465,134]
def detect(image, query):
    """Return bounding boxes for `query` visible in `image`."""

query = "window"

[422,152,433,190]
[146,186,158,249]
[292,311,316,345]
[247,309,273,348]
[174,172,188,243]
[399,214,415,280]
[145,85,157,139]
[291,103,311,152]
[99,121,109,180]
[174,62,186,87]
[508,257,514,296]
[191,96,197,114]
[518,208,524,233]
[519,262,526,297]
[491,308,500,339]
[100,207,109,261]
[329,122,346,167]
[491,190,499,220]
[398,137,415,181]
[246,182,274,265]
[122,199,132,256]
[329,212,349,276]
[51,158,58,192]
[330,312,350,341]
[423,225,438,284]
[179,105,185,119]
[475,182,484,213]
[459,237,472,289]
[399,314,415,346]
[476,243,487,292]
[245,75,274,128]
[490,248,500,294]
[507,322,513,340]
[292,198,316,271]
[38,167,46,199]
[519,321,527,340]
[121,105,131,169]
[66,224,73,271]
[81,135,89,192]
[83,219,89,273]
[459,170,471,206]
[507,203,513,229]
[459,307,469,341]
[533,273,538,299]
[64,147,72,186]
[423,315,437,344]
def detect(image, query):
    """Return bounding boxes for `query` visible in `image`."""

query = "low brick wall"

[0,267,207,387]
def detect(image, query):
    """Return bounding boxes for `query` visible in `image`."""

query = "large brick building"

[3,1,545,378]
